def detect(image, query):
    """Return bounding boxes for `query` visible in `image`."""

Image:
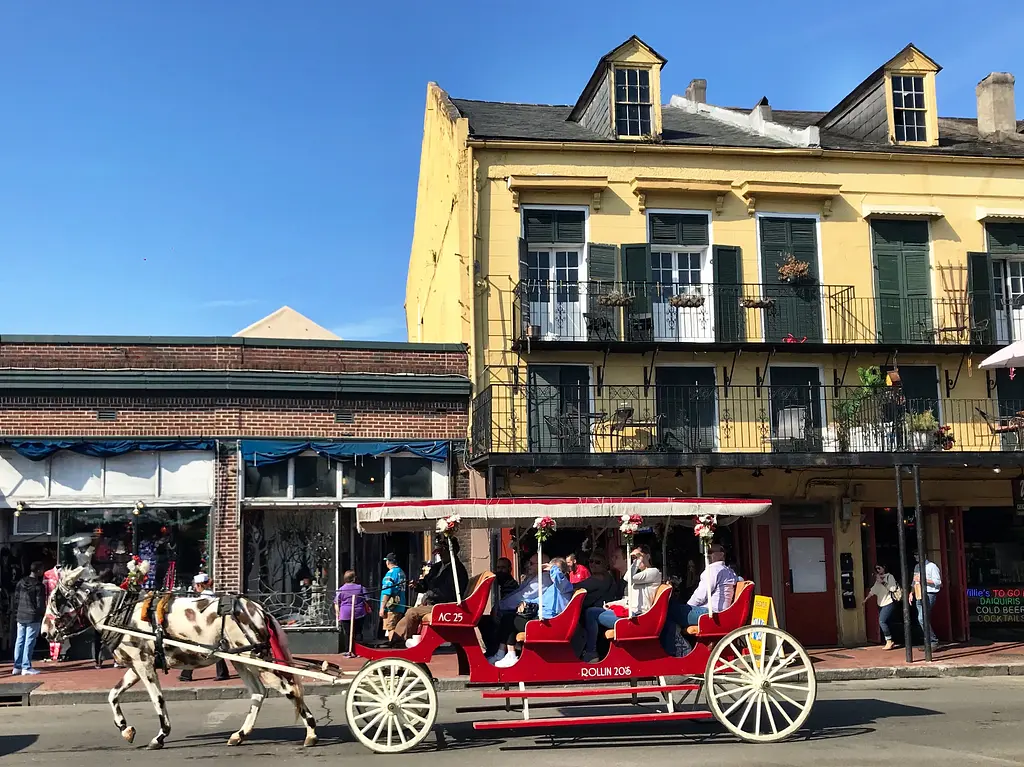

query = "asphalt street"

[3,677,1024,766]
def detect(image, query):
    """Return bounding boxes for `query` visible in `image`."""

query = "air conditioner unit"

[13,510,53,537]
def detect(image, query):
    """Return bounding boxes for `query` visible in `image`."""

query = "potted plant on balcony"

[598,290,634,307]
[740,296,776,310]
[834,366,891,452]
[668,292,706,309]
[906,410,939,451]
[778,254,811,284]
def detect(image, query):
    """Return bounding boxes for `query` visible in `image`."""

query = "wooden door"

[782,528,838,646]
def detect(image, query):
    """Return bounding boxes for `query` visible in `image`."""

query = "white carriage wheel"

[345,658,438,754]
[705,625,816,743]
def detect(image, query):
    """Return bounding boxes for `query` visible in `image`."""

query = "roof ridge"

[451,97,572,108]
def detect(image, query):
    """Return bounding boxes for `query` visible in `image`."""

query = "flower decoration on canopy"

[533,516,556,543]
[693,514,717,551]
[619,513,643,545]
[119,555,150,591]
[435,514,462,538]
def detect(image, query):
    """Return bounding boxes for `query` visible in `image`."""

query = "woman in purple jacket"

[335,570,368,657]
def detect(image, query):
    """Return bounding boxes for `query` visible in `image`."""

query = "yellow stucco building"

[406,36,1024,648]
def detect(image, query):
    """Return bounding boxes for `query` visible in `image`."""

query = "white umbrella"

[980,341,1024,369]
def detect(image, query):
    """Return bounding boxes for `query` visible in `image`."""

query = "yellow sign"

[749,595,778,658]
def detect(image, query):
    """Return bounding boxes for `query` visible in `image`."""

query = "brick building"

[0,334,469,655]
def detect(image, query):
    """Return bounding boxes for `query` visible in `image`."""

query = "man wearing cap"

[179,573,230,682]
[380,554,407,642]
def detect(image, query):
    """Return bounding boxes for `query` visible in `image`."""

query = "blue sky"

[1,1,1021,340]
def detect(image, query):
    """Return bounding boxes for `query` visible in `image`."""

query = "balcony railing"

[471,383,1024,457]
[509,280,989,346]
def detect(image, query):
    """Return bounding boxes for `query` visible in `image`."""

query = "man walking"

[911,550,942,649]
[379,553,407,644]
[179,573,229,682]
[12,561,45,676]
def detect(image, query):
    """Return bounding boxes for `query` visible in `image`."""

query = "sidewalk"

[3,640,1024,705]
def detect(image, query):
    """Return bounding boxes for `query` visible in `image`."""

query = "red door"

[782,528,838,647]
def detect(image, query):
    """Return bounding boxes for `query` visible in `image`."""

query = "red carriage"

[345,497,817,753]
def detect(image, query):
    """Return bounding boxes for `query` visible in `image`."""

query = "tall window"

[615,68,652,136]
[892,75,927,142]
[243,453,439,499]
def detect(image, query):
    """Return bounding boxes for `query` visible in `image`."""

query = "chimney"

[753,96,772,123]
[977,72,1016,136]
[685,78,707,104]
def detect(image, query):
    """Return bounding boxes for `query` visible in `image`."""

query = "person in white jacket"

[581,545,661,662]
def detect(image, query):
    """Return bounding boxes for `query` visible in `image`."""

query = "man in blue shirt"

[380,553,407,643]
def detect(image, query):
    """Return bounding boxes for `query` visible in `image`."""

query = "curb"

[815,661,1024,682]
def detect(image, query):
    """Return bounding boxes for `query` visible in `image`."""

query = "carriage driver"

[178,573,230,682]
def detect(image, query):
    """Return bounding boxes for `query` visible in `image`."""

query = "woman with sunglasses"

[864,563,901,650]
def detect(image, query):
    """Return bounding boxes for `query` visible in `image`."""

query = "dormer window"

[615,68,652,136]
[892,75,927,142]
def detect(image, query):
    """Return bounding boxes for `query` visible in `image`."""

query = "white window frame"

[13,510,53,537]
[891,75,927,143]
[613,66,653,138]
[243,451,446,502]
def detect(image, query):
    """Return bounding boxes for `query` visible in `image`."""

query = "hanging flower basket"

[693,514,716,552]
[668,293,706,309]
[534,515,557,542]
[740,297,776,310]
[435,514,461,538]
[778,254,811,284]
[598,291,635,307]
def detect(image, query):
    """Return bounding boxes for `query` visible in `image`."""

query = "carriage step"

[473,710,714,730]
[481,683,699,700]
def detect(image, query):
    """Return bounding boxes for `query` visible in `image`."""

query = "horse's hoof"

[147,741,164,750]
[122,727,136,744]
[303,735,319,748]
[228,733,244,746]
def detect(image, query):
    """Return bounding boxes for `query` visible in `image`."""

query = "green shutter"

[524,210,585,243]
[769,366,823,452]
[587,243,620,341]
[648,213,708,246]
[987,223,1024,256]
[713,245,745,343]
[656,366,716,452]
[518,237,530,282]
[887,365,939,419]
[759,217,822,342]
[527,365,590,453]
[621,243,653,333]
[874,246,904,343]
[967,251,996,344]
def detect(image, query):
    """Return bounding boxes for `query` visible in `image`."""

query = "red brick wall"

[0,342,466,376]
[214,450,241,588]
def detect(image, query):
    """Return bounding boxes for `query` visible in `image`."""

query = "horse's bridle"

[50,580,105,641]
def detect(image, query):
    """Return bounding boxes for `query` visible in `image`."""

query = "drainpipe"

[912,465,933,662]
[894,465,914,663]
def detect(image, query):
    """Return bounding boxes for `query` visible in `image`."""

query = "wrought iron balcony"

[508,280,990,347]
[471,382,1024,458]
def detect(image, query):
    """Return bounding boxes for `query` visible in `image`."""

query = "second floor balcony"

[470,381,1023,465]
[509,280,995,349]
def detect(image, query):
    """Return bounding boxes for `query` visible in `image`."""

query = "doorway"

[782,527,837,646]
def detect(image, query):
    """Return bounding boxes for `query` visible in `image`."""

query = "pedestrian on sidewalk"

[379,553,407,644]
[12,561,45,676]
[179,573,229,682]
[335,570,367,658]
[42,564,66,663]
[911,551,942,649]
[864,563,901,650]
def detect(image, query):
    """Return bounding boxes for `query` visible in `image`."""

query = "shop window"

[244,461,289,498]
[390,457,433,498]
[294,455,337,498]
[342,457,385,498]
[58,507,210,591]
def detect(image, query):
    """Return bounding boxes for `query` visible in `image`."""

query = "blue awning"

[1,439,216,462]
[240,440,449,465]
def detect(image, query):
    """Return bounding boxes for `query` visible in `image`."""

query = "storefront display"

[58,507,211,592]
[964,507,1024,636]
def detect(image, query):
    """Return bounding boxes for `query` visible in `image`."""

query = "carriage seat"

[515,589,586,644]
[420,571,495,627]
[684,579,756,639]
[603,583,672,641]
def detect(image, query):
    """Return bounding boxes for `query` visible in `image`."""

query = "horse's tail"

[264,612,305,721]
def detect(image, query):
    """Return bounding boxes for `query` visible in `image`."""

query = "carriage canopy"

[355,497,772,533]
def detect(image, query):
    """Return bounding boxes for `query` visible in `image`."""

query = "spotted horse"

[42,567,319,750]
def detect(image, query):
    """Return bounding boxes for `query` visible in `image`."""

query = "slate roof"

[449,98,1024,159]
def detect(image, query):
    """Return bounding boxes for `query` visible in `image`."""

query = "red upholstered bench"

[421,571,495,627]
[605,583,673,641]
[685,579,755,639]
[516,589,586,644]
